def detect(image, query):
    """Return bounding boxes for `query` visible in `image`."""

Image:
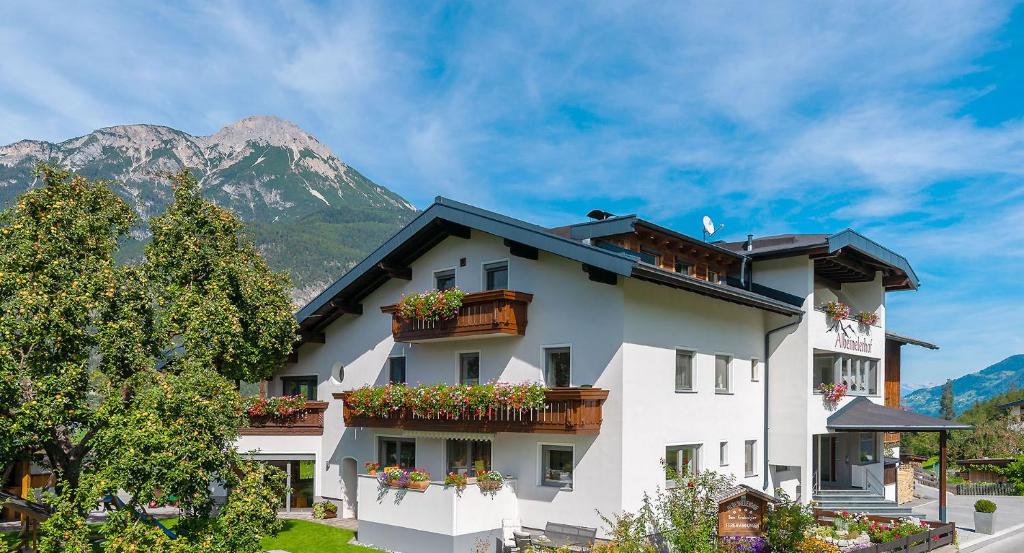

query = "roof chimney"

[744,234,754,251]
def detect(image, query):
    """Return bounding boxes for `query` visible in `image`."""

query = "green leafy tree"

[940,379,955,420]
[1,165,297,551]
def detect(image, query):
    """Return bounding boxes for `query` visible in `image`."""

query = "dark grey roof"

[569,215,745,261]
[632,264,802,315]
[713,484,777,504]
[885,331,939,350]
[720,229,919,290]
[827,397,972,432]
[1001,398,1024,409]
[294,197,801,335]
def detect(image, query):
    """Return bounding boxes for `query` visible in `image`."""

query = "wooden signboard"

[717,490,770,537]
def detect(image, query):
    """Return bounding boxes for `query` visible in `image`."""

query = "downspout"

[763,315,803,491]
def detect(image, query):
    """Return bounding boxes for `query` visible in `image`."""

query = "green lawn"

[1,518,377,553]
[261,519,378,553]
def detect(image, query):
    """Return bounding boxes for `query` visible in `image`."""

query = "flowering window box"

[381,290,533,342]
[238,398,329,436]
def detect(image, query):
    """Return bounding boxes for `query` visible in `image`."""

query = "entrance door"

[266,459,316,511]
[816,436,838,488]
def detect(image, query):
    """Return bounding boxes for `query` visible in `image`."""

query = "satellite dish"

[703,215,717,236]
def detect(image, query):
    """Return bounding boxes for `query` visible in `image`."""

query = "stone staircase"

[812,489,916,517]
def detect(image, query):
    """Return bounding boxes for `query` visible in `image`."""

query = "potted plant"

[364,462,380,476]
[855,310,878,326]
[975,499,996,534]
[818,383,848,410]
[823,300,850,322]
[444,472,468,492]
[408,469,431,491]
[379,466,408,488]
[312,500,338,520]
[477,470,503,491]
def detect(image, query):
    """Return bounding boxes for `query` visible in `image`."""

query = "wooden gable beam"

[582,264,618,286]
[438,220,472,239]
[504,239,539,260]
[377,262,412,280]
[327,301,363,315]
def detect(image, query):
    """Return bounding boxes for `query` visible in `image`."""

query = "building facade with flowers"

[234,198,951,552]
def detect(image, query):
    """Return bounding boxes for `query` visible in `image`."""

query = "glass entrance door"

[267,459,316,511]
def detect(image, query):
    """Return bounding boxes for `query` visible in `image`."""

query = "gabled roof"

[566,215,747,261]
[827,397,972,432]
[1001,398,1024,410]
[720,229,919,291]
[885,331,939,350]
[294,197,801,338]
[714,484,778,505]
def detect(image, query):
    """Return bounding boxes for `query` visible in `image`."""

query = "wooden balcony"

[238,401,329,436]
[381,290,533,342]
[336,388,609,435]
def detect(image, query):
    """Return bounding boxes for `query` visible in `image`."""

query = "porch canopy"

[827,397,972,432]
[827,397,972,522]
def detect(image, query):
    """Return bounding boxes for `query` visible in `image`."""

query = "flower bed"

[344,381,547,418]
[243,395,308,418]
[398,288,466,322]
[807,511,955,552]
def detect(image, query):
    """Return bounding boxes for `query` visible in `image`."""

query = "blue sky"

[1,1,1022,387]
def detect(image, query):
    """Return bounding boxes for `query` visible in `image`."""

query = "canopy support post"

[939,430,948,523]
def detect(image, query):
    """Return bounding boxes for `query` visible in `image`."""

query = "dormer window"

[674,257,692,275]
[707,270,719,284]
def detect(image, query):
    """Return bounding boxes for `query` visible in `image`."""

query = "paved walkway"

[907,485,1024,551]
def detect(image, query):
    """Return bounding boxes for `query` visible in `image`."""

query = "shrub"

[764,490,815,552]
[312,500,338,519]
[975,499,997,513]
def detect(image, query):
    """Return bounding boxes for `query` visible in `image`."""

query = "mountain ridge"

[902,354,1024,417]
[0,116,417,304]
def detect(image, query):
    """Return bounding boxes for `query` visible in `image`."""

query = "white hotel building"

[235,198,962,552]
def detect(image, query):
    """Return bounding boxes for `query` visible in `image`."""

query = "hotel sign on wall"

[717,487,773,537]
[829,319,873,353]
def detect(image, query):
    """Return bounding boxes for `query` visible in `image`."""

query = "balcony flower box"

[239,397,328,436]
[381,290,533,342]
[336,384,609,435]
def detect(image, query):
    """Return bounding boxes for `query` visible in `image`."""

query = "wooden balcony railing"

[335,388,609,435]
[883,432,901,445]
[381,290,533,342]
[238,401,329,436]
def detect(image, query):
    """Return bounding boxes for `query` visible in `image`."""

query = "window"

[435,269,456,291]
[715,355,731,393]
[447,439,491,475]
[281,376,317,400]
[675,350,694,392]
[745,440,757,476]
[859,433,876,463]
[544,347,571,388]
[719,441,729,467]
[666,444,700,480]
[708,270,720,284]
[751,359,760,382]
[379,437,416,469]
[459,352,480,385]
[541,445,574,489]
[813,353,878,395]
[674,257,692,275]
[483,261,508,291]
[639,248,661,266]
[388,356,406,384]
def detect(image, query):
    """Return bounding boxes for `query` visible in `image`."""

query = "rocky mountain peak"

[206,115,334,160]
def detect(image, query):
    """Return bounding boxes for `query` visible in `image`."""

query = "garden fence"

[954,482,1018,496]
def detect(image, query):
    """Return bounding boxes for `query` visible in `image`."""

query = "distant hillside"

[0,116,417,303]
[902,355,1024,417]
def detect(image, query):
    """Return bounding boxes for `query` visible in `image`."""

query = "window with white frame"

[541,445,573,489]
[719,441,729,466]
[544,346,571,388]
[665,444,700,480]
[751,359,760,382]
[715,355,731,393]
[813,353,878,395]
[675,350,694,392]
[744,440,757,477]
[388,356,406,384]
[434,269,456,291]
[459,352,480,385]
[483,260,508,291]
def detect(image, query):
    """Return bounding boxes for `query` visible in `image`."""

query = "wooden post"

[939,430,948,523]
